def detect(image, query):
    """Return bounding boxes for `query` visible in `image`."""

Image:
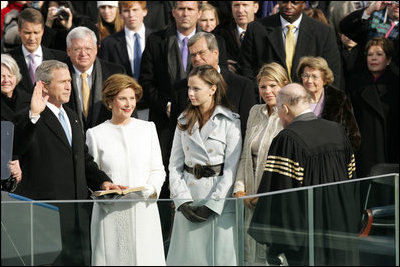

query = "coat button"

[189,162,192,166]
[186,146,189,151]
[208,148,213,153]
[206,161,211,165]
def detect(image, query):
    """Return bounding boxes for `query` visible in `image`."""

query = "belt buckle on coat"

[193,164,203,179]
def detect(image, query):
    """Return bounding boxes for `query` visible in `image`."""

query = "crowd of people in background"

[1,1,398,266]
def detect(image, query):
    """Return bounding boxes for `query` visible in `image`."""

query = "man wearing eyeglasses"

[239,1,343,90]
[65,26,126,132]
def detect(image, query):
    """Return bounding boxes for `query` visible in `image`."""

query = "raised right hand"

[30,81,49,116]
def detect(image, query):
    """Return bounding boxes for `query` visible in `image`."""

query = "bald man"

[248,83,359,266]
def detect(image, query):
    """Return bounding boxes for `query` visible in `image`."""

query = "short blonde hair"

[1,54,22,84]
[256,62,290,87]
[102,74,143,110]
[296,56,334,85]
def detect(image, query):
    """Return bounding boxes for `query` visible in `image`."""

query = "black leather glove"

[178,202,207,223]
[194,205,214,220]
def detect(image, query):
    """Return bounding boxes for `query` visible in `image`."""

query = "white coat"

[167,105,242,266]
[86,119,166,266]
[233,104,283,264]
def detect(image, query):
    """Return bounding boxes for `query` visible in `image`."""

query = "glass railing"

[1,173,398,266]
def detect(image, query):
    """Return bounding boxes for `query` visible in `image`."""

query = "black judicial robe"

[248,112,360,266]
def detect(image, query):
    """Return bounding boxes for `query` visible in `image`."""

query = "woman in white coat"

[166,65,242,265]
[86,74,166,266]
[233,62,289,265]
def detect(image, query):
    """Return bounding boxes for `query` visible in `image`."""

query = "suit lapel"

[264,16,286,65]
[91,58,104,125]
[293,16,313,74]
[167,28,180,84]
[15,47,33,92]
[65,108,83,149]
[360,84,386,121]
[42,107,72,150]
[115,31,132,76]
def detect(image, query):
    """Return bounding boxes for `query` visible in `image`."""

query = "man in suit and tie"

[212,1,259,74]
[139,1,207,184]
[99,1,151,79]
[65,26,126,132]
[170,31,257,140]
[9,7,67,94]
[99,1,153,120]
[13,60,125,265]
[239,1,343,90]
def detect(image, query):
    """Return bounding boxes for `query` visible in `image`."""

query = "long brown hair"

[97,6,124,41]
[178,65,232,135]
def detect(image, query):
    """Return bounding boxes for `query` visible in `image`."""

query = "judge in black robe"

[248,83,360,266]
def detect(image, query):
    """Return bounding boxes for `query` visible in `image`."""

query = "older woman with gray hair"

[297,56,361,152]
[1,54,31,186]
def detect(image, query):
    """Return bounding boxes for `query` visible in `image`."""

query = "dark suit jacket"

[140,24,228,132]
[99,27,154,78]
[65,57,126,132]
[239,13,343,89]
[13,105,111,200]
[139,23,198,132]
[213,21,241,62]
[9,45,68,94]
[12,105,111,265]
[169,66,257,141]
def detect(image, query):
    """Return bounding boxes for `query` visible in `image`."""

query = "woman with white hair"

[1,53,31,188]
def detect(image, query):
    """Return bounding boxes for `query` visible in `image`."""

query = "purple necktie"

[28,54,36,83]
[181,37,188,72]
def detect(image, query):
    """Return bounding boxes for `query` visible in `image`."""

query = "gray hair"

[188,31,219,52]
[66,26,97,48]
[1,54,22,83]
[35,60,68,84]
[276,83,312,108]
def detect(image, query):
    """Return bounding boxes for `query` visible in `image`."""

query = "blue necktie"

[59,111,72,145]
[181,37,188,72]
[133,33,142,80]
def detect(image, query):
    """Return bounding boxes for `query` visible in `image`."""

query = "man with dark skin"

[239,1,343,90]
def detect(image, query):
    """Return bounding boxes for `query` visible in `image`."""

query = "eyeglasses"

[301,73,321,80]
[72,47,94,53]
[278,1,304,5]
[190,49,209,58]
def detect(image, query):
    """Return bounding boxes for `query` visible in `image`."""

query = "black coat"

[213,21,241,62]
[347,66,399,177]
[239,13,343,89]
[9,45,68,94]
[12,105,112,265]
[13,106,111,200]
[321,84,361,152]
[139,24,228,132]
[1,84,31,122]
[99,27,154,78]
